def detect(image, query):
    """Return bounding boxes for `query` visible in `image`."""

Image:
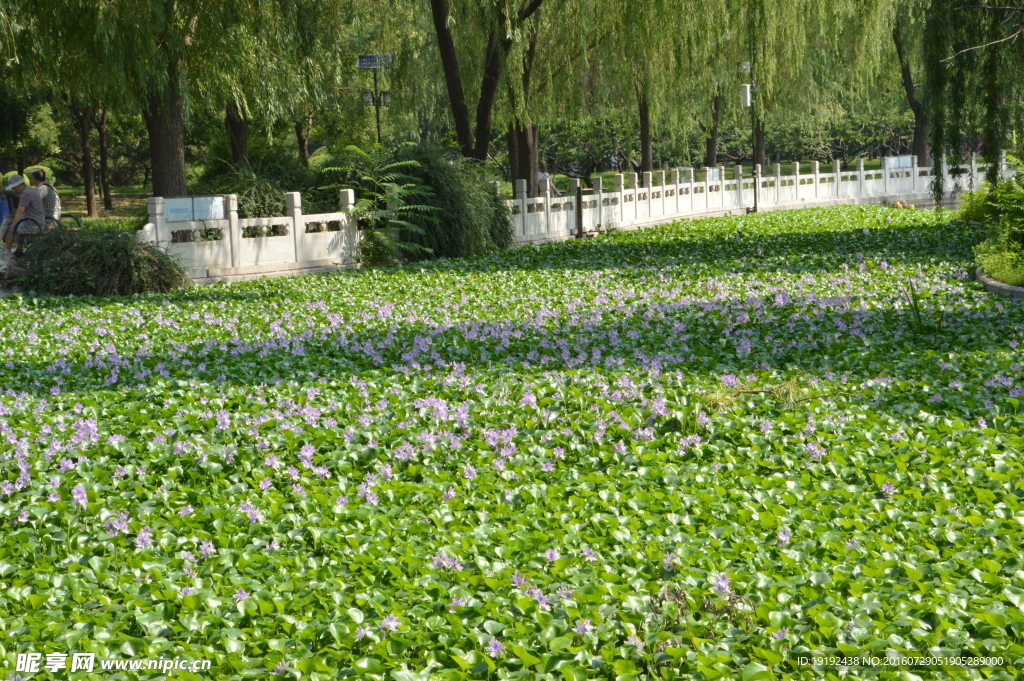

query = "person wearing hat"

[1,174,45,251]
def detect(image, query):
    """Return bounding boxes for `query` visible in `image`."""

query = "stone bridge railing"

[140,155,1006,283]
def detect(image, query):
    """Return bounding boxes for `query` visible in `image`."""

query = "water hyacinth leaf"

[0,206,1021,678]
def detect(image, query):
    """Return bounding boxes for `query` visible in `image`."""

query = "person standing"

[0,175,45,251]
[29,168,61,223]
[537,163,561,197]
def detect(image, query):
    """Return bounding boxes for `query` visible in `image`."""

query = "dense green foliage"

[962,173,1024,285]
[392,146,514,260]
[13,226,190,296]
[320,145,436,265]
[924,0,1023,192]
[1,206,1022,678]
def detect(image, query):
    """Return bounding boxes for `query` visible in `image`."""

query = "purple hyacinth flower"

[713,573,731,596]
[572,619,594,636]
[71,484,88,508]
[486,638,505,658]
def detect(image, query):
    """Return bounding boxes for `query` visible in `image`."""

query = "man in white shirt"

[537,163,561,197]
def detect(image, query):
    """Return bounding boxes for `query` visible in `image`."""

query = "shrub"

[14,226,190,296]
[79,217,148,232]
[967,172,1024,285]
[319,145,436,266]
[960,171,1024,229]
[958,185,993,222]
[975,240,1024,286]
[390,144,514,260]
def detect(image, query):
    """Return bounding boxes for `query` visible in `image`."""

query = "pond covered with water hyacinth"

[1,205,1023,680]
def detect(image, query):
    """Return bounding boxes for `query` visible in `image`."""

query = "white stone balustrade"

[141,155,1007,281]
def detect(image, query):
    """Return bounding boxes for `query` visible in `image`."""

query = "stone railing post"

[286,191,302,264]
[568,178,582,237]
[811,160,820,198]
[339,188,355,210]
[883,156,891,195]
[514,179,528,240]
[734,164,744,206]
[911,156,919,192]
[147,196,166,244]
[337,189,358,261]
[668,169,679,214]
[653,170,664,187]
[593,176,603,229]
[226,194,240,268]
[857,158,865,196]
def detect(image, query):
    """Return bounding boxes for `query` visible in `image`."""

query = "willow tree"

[596,0,697,175]
[925,0,1021,195]
[427,0,550,161]
[273,0,360,164]
[22,0,278,196]
[497,0,597,195]
[6,0,117,215]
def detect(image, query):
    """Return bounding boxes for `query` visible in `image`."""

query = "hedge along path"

[0,204,1023,680]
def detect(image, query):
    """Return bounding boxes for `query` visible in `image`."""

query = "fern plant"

[319,145,436,265]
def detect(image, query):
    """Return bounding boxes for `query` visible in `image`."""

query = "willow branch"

[941,27,1024,61]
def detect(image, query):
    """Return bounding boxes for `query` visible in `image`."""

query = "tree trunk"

[704,94,722,168]
[16,150,25,177]
[71,102,98,217]
[507,26,540,196]
[142,75,187,198]
[94,109,113,210]
[295,115,312,165]
[638,93,653,178]
[471,32,507,162]
[225,101,250,166]
[508,124,539,197]
[429,0,475,157]
[893,20,928,167]
[508,124,520,185]
[429,0,544,161]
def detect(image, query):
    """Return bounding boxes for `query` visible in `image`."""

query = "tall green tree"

[427,0,548,161]
[924,0,1021,195]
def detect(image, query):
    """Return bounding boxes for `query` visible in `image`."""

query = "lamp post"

[740,61,759,213]
[357,54,392,144]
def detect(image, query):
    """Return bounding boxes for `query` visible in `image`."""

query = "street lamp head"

[381,91,392,107]
[362,90,374,106]
[740,61,751,73]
